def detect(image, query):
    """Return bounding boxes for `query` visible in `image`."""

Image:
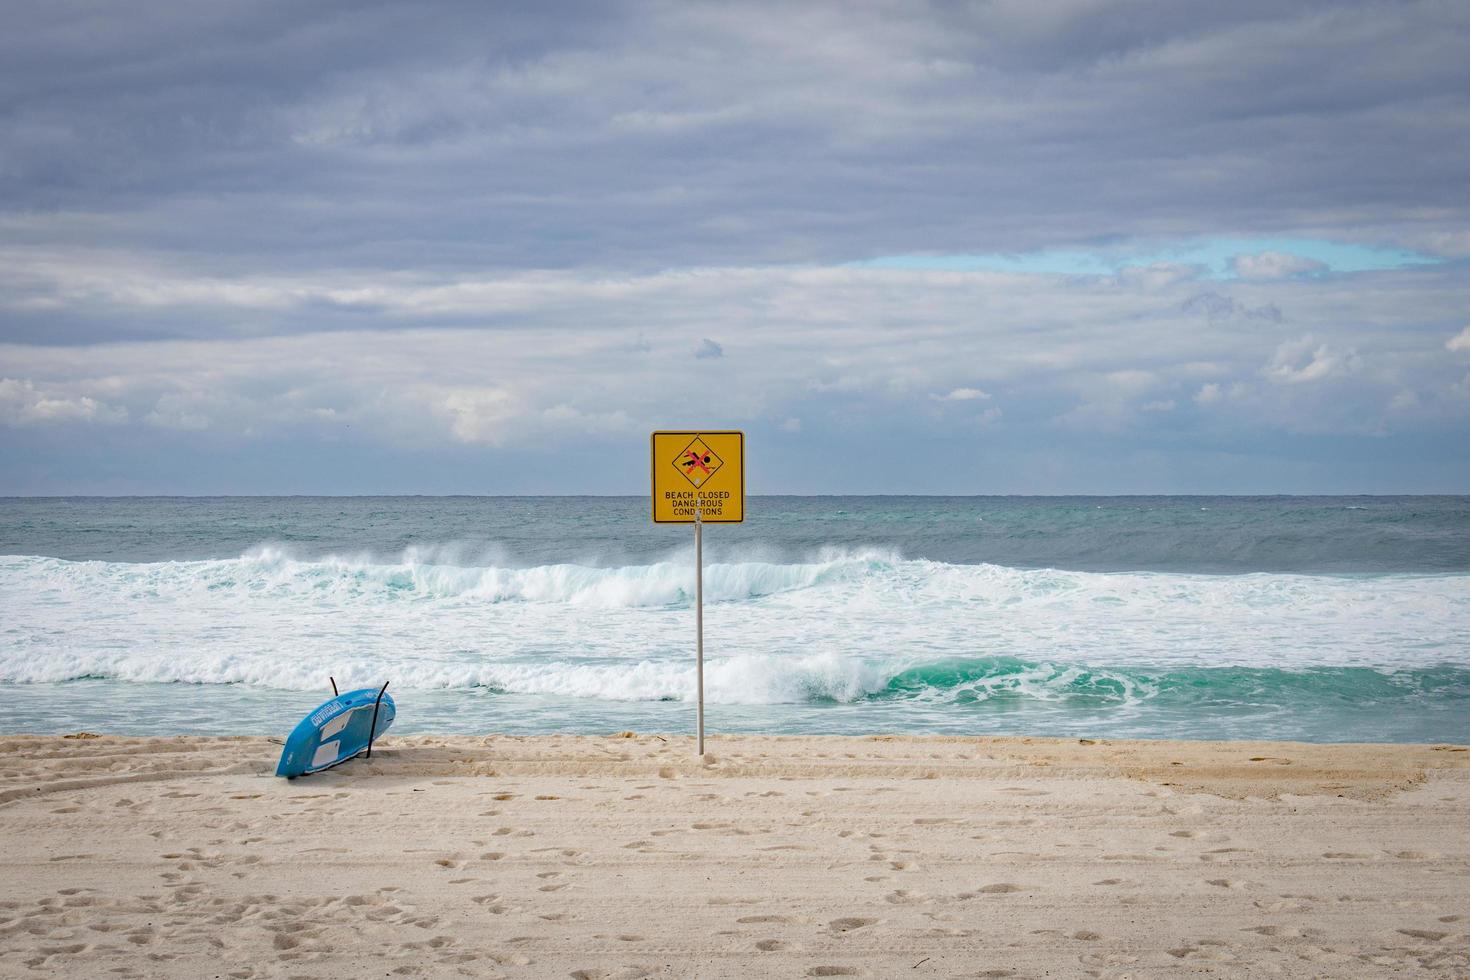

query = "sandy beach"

[1,733,1467,978]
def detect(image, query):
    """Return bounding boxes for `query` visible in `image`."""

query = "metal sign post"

[695,497,704,756]
[649,430,743,758]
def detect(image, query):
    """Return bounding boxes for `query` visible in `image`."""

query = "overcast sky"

[2,0,1468,493]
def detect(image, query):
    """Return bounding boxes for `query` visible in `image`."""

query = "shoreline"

[6,732,1469,801]
[3,734,1468,977]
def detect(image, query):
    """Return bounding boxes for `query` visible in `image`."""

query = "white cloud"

[541,404,634,434]
[143,390,229,431]
[0,378,127,426]
[933,387,990,401]
[1231,251,1328,280]
[433,387,520,445]
[1447,326,1470,352]
[0,254,1466,471]
[1116,263,1201,289]
[1264,336,1356,385]
[1104,370,1156,393]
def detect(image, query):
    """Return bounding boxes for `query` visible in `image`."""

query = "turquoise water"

[1,496,1467,743]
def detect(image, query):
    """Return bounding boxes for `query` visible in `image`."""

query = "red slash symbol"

[682,449,713,477]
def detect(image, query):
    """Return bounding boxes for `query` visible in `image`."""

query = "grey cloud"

[2,1,1468,282]
[1182,292,1284,323]
[2,1,1468,491]
[3,262,1465,454]
[693,338,723,359]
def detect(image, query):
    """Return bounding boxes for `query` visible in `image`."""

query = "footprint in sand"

[807,968,859,977]
[1246,925,1310,938]
[828,917,877,933]
[1254,897,1313,913]
[884,890,929,905]
[975,883,1023,894]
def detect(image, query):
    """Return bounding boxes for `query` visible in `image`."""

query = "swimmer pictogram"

[683,450,711,475]
[674,436,723,488]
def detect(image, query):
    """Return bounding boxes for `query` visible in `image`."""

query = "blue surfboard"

[276,685,395,778]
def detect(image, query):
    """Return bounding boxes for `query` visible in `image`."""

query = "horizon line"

[3,491,1467,500]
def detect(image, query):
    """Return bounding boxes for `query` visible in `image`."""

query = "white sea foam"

[104,544,886,607]
[1,551,1467,699]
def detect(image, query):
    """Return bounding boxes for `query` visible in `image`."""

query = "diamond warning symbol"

[674,436,723,488]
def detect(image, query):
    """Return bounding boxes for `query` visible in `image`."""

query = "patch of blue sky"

[853,237,1441,279]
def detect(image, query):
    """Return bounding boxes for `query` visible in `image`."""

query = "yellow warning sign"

[651,430,744,523]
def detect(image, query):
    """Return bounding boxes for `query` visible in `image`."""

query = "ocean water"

[1,496,1467,743]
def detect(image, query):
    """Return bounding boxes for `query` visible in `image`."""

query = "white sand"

[1,732,1468,978]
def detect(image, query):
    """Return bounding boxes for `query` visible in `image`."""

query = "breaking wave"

[0,546,888,608]
[2,550,1467,716]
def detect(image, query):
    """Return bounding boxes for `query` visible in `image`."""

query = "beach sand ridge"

[2,734,1467,977]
